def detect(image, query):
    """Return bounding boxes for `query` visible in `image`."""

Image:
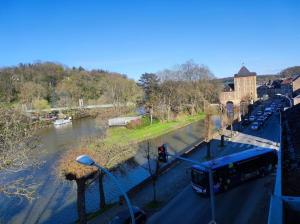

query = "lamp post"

[162,152,216,224]
[276,93,293,107]
[76,155,135,224]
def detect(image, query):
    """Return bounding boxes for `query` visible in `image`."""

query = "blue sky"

[0,0,299,79]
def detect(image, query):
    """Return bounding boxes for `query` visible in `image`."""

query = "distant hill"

[256,74,281,85]
[279,66,300,78]
[218,74,280,85]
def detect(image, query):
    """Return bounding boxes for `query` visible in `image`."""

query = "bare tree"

[58,148,100,224]
[0,105,40,200]
[204,108,215,159]
[218,104,226,147]
[57,141,139,224]
[143,141,160,203]
[156,60,220,118]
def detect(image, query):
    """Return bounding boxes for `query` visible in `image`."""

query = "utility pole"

[158,147,216,223]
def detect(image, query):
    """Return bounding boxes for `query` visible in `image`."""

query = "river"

[0,117,217,224]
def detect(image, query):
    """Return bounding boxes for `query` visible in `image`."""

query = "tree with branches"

[57,140,139,224]
[0,105,40,200]
[143,141,160,203]
[204,107,215,159]
[138,73,160,124]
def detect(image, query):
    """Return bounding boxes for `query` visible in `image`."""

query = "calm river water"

[0,117,218,224]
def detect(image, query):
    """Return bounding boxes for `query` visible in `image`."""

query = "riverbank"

[102,113,205,146]
[0,116,208,224]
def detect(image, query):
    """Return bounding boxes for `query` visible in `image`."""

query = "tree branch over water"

[0,105,41,200]
[0,176,41,201]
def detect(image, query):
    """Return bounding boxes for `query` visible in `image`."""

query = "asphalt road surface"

[148,100,280,224]
[148,175,274,224]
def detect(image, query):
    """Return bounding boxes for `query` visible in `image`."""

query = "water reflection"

[0,117,218,224]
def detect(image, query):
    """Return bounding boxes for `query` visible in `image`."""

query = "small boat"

[53,117,72,126]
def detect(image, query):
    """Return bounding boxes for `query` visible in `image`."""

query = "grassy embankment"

[103,112,206,146]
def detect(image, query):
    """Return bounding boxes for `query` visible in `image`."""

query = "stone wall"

[293,77,300,92]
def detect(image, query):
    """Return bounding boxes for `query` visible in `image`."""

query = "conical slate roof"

[234,66,256,77]
[238,66,250,75]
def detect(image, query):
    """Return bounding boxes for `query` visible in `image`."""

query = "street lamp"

[276,93,293,107]
[76,155,136,224]
[160,150,216,224]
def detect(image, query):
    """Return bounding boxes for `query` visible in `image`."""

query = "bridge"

[25,103,134,113]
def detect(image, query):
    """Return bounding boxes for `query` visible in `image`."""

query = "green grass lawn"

[103,113,205,145]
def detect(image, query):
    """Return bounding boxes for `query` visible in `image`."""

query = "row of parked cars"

[242,101,284,131]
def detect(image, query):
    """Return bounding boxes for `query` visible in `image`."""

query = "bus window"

[191,169,208,188]
[191,148,278,194]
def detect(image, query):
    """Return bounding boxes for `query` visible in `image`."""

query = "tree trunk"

[98,171,106,209]
[167,105,170,121]
[150,107,153,125]
[192,102,196,115]
[76,178,87,224]
[221,135,225,147]
[152,160,160,202]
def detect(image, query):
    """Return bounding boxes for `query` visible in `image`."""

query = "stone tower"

[234,66,257,103]
[219,66,257,105]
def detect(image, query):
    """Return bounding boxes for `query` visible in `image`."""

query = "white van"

[264,107,272,115]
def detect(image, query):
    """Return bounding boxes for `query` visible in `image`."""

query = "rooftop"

[281,77,293,85]
[268,104,300,224]
[223,83,235,92]
[193,147,275,170]
[234,66,257,78]
[281,104,300,196]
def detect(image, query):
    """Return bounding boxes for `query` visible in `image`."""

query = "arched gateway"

[219,66,257,107]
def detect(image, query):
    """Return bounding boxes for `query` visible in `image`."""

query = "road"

[148,176,274,224]
[148,101,280,224]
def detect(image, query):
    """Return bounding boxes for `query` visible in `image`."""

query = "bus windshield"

[191,169,208,187]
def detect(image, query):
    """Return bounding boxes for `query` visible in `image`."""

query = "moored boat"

[53,117,72,126]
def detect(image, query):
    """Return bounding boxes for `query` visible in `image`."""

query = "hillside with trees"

[0,62,141,109]
[279,66,300,78]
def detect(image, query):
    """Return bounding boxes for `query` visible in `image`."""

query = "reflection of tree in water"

[114,159,139,176]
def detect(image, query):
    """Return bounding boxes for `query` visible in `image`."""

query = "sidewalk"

[89,130,247,224]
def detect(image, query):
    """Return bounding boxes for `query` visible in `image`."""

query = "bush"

[126,116,159,129]
[33,99,50,111]
[126,118,143,129]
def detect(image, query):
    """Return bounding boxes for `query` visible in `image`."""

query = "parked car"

[256,111,263,116]
[257,116,265,123]
[241,118,250,126]
[251,122,260,130]
[249,115,256,122]
[109,207,147,224]
[263,114,269,120]
[265,107,272,116]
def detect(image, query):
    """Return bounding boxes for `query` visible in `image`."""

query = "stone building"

[257,75,300,99]
[268,104,300,223]
[219,66,257,106]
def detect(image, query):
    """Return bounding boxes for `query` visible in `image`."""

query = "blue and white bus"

[191,147,277,194]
